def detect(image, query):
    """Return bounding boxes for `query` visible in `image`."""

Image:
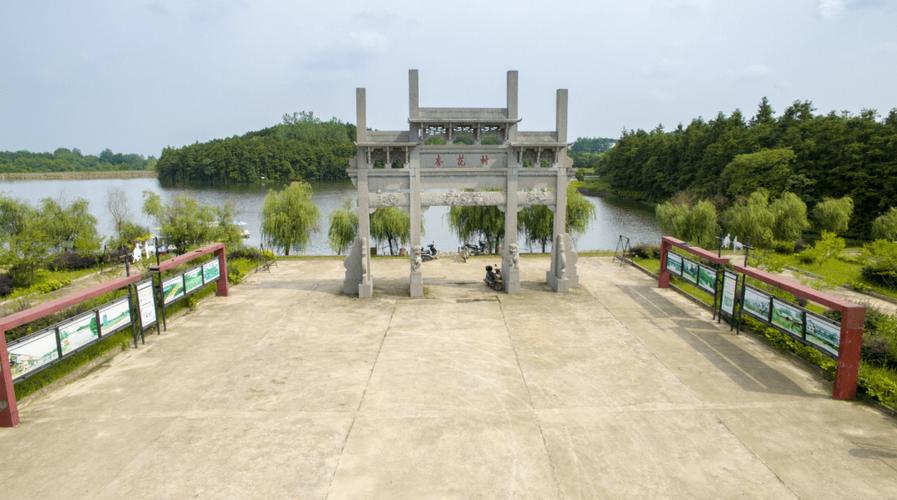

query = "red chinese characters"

[457,154,465,167]
[434,154,443,167]
[480,155,489,166]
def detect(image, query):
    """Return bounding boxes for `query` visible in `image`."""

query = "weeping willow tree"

[328,200,358,255]
[370,207,409,255]
[260,181,319,255]
[449,205,505,254]
[518,185,595,252]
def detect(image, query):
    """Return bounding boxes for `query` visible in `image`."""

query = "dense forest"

[0,148,155,173]
[569,136,616,169]
[155,112,356,185]
[597,98,897,236]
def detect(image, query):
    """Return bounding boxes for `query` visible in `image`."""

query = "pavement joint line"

[496,294,564,498]
[324,299,397,499]
[717,416,803,499]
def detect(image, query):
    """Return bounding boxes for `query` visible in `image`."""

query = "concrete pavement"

[1,256,896,498]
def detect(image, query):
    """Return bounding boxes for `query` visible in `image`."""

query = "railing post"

[215,246,228,297]
[0,328,19,427]
[833,306,865,400]
[659,238,671,288]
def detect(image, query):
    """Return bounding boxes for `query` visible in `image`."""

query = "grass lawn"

[759,250,897,302]
[2,266,113,301]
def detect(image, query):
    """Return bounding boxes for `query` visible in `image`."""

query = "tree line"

[0,148,155,173]
[258,182,595,256]
[598,98,897,237]
[155,112,356,185]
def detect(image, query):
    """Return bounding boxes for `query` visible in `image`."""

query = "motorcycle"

[422,242,438,262]
[459,240,488,261]
[484,264,503,291]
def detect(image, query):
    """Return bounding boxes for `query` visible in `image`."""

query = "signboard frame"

[202,259,221,283]
[98,297,132,337]
[805,312,840,357]
[7,328,60,382]
[681,258,699,285]
[183,266,204,295]
[742,286,772,322]
[771,298,804,338]
[57,311,100,357]
[697,265,717,294]
[666,252,683,275]
[720,271,738,318]
[135,279,158,334]
[162,274,186,305]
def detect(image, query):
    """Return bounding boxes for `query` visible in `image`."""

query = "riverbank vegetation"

[597,98,897,238]
[0,148,155,173]
[155,111,355,185]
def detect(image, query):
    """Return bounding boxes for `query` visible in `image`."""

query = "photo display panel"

[743,286,771,321]
[8,329,59,380]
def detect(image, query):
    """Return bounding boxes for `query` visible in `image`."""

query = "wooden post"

[0,328,19,427]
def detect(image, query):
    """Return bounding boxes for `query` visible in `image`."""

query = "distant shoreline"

[0,170,157,181]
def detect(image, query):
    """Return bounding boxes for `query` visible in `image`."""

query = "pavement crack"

[496,295,564,499]
[717,416,802,500]
[324,300,396,499]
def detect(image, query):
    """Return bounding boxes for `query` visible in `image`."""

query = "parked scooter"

[459,240,488,261]
[484,264,503,290]
[422,242,438,262]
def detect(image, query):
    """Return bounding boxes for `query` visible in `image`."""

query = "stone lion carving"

[509,243,519,269]
[411,247,422,272]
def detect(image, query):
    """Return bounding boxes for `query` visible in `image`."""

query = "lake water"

[0,178,660,255]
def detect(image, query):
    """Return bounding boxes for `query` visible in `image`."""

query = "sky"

[1,0,896,157]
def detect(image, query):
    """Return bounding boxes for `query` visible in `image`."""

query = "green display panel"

[184,266,203,294]
[99,298,131,335]
[743,287,771,321]
[202,259,221,282]
[8,329,59,381]
[805,313,840,357]
[771,299,803,337]
[59,312,99,356]
[162,275,185,304]
[666,252,682,275]
[682,258,699,284]
[697,265,716,293]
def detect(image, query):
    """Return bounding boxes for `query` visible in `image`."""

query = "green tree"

[719,148,796,199]
[813,197,854,235]
[144,192,242,253]
[38,198,101,255]
[370,207,410,256]
[721,190,775,248]
[519,186,596,252]
[655,200,718,248]
[798,231,845,265]
[449,206,505,254]
[770,192,809,244]
[871,208,897,241]
[328,201,358,255]
[0,197,50,286]
[259,182,320,255]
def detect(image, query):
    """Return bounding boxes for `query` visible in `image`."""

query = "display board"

[697,265,717,293]
[8,329,59,381]
[720,272,737,316]
[682,258,699,284]
[136,280,157,328]
[184,266,204,294]
[99,298,131,335]
[771,299,803,337]
[805,313,840,356]
[666,252,683,275]
[58,312,99,356]
[162,275,185,304]
[743,286,771,320]
[202,259,221,282]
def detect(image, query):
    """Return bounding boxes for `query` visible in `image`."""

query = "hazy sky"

[2,0,896,156]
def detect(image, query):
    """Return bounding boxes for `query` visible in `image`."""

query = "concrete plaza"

[2,256,897,498]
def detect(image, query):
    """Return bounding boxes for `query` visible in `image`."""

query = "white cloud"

[819,0,847,19]
[347,31,388,53]
[741,63,772,78]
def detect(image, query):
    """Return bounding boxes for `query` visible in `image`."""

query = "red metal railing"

[0,243,227,427]
[657,235,865,400]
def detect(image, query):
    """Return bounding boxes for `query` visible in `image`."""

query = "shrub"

[34,278,72,294]
[0,273,13,296]
[629,244,660,259]
[229,246,274,263]
[424,136,446,145]
[871,207,897,241]
[540,159,550,168]
[861,240,897,289]
[50,251,100,271]
[575,169,585,182]
[797,231,845,265]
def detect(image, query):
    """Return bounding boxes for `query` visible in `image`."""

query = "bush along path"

[0,264,128,316]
